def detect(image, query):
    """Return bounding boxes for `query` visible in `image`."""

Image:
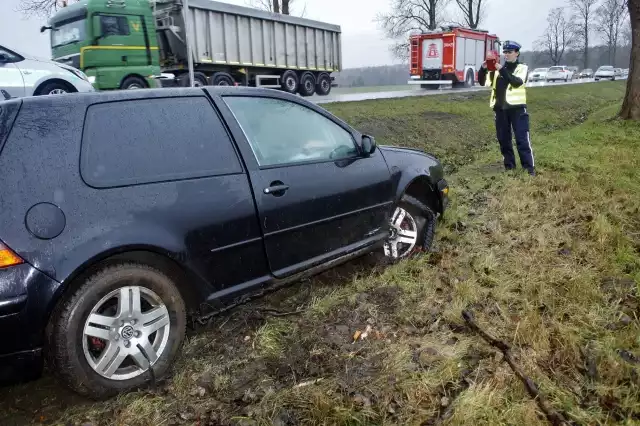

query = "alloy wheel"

[82,286,171,381]
[384,206,419,259]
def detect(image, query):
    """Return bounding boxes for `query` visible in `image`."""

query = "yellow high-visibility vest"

[484,63,528,108]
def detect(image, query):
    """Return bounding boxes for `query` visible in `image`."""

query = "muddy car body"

[0,87,448,397]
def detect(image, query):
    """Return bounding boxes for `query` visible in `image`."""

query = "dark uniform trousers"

[494,106,534,171]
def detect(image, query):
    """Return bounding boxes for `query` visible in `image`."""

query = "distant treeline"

[334,44,631,87]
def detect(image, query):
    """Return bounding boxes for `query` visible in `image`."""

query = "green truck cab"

[44,0,162,90]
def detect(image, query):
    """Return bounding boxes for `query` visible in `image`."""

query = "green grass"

[1,81,638,426]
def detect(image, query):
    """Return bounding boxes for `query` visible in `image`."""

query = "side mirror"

[361,135,376,156]
[40,25,52,33]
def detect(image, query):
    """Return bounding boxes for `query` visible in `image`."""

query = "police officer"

[478,40,535,176]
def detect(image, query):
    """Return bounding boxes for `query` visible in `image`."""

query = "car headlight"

[62,66,90,82]
[87,76,96,84]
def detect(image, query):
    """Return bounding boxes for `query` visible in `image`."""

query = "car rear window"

[0,99,21,156]
[549,66,563,71]
[81,97,243,188]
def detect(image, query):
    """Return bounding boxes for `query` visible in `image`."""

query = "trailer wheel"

[120,76,148,90]
[177,72,208,87]
[212,72,235,86]
[298,72,316,97]
[464,69,475,87]
[281,70,299,94]
[315,73,332,96]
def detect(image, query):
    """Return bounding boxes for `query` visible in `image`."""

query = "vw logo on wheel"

[121,325,135,340]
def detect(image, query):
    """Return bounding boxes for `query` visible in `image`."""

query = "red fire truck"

[408,26,501,89]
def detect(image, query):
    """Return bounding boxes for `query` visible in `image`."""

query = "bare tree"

[595,0,629,64]
[537,7,576,65]
[247,0,305,16]
[375,0,452,61]
[568,0,599,70]
[17,0,74,17]
[453,0,487,29]
[619,0,638,120]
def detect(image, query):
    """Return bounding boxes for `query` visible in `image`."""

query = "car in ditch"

[0,43,95,99]
[0,86,449,398]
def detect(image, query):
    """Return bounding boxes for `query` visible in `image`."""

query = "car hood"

[379,145,438,161]
[14,47,85,75]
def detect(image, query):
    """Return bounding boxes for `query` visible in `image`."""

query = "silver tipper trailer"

[153,0,342,96]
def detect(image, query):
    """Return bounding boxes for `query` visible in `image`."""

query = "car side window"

[223,96,358,167]
[81,96,242,188]
[100,15,130,36]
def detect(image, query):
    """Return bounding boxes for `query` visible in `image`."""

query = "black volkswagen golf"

[0,86,448,398]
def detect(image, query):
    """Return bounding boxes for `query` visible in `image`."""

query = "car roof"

[16,86,310,109]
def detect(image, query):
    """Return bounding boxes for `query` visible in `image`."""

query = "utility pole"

[183,0,195,87]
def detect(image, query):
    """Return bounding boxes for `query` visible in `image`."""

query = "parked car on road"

[528,68,549,82]
[0,44,94,98]
[546,65,573,82]
[594,65,615,81]
[579,68,594,78]
[0,86,449,398]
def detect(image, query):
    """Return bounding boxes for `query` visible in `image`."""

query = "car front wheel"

[383,195,436,260]
[46,263,187,399]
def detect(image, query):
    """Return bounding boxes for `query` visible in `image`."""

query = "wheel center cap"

[121,325,135,340]
[389,227,398,239]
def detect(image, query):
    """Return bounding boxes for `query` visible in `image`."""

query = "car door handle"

[264,183,289,195]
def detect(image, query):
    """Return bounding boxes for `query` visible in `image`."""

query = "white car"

[546,65,573,82]
[594,65,615,81]
[528,68,549,82]
[0,44,95,99]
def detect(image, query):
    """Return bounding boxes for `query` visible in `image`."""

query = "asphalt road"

[312,76,628,104]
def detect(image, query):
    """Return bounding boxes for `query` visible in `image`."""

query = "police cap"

[502,40,521,51]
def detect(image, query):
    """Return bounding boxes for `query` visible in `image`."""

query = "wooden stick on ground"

[462,309,570,426]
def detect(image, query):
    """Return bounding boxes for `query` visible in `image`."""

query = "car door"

[0,46,25,98]
[216,92,394,278]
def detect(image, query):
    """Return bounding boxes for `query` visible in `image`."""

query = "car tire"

[315,73,332,96]
[280,70,299,94]
[120,76,148,90]
[298,72,316,97]
[211,72,235,86]
[46,263,187,399]
[383,194,436,261]
[177,72,208,87]
[35,81,72,95]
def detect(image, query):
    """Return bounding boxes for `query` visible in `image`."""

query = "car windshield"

[549,66,563,71]
[598,66,613,71]
[534,68,547,72]
[51,18,87,48]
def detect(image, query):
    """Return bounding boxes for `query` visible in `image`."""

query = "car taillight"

[0,242,23,269]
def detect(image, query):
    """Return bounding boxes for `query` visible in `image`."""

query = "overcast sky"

[2,0,564,68]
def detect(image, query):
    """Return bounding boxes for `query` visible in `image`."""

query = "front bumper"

[0,263,61,385]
